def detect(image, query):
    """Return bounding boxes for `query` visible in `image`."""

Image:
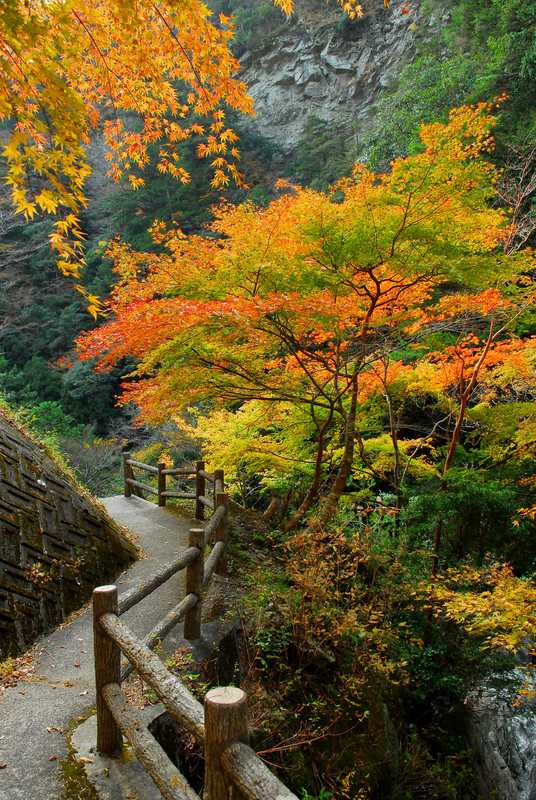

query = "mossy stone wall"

[0,413,135,656]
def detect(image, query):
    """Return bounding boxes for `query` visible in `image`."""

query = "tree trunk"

[282,414,332,532]
[431,327,495,575]
[263,495,281,521]
[314,374,358,526]
[282,480,320,532]
[279,488,293,518]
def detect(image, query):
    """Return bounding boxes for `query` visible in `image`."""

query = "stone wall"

[0,412,136,657]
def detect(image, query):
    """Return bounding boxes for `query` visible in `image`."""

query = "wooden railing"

[94,462,298,800]
[123,454,222,517]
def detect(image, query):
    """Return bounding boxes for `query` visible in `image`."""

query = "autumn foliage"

[3,3,535,795]
[78,104,535,568]
[0,0,384,300]
[0,0,255,310]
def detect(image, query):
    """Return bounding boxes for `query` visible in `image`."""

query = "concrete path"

[0,496,193,800]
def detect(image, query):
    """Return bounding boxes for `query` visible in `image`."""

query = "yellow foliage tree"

[0,0,255,310]
[0,0,383,306]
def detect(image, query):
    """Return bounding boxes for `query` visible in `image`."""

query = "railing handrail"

[93,458,298,799]
[118,547,200,615]
[203,541,225,589]
[125,477,159,496]
[222,741,298,800]
[100,607,205,739]
[103,681,201,800]
[121,592,198,681]
[94,595,297,800]
[203,504,226,546]
[198,493,214,509]
[162,467,197,476]
[123,456,221,515]
[125,457,160,474]
[198,469,215,482]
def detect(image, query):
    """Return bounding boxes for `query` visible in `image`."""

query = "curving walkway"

[0,496,193,800]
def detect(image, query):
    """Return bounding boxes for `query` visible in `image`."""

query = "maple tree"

[78,103,535,559]
[1,0,255,310]
[0,0,384,309]
[420,563,536,653]
[360,305,536,572]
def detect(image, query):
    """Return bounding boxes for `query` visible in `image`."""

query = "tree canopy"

[0,0,256,307]
[77,103,536,559]
[0,0,378,305]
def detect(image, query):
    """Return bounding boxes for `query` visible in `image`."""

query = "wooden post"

[196,460,205,521]
[213,468,224,499]
[158,462,166,507]
[214,470,228,577]
[204,687,249,800]
[93,585,122,755]
[123,452,132,498]
[183,528,204,641]
[214,468,224,501]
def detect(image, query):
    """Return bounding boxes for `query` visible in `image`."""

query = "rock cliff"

[239,0,446,149]
[467,667,536,800]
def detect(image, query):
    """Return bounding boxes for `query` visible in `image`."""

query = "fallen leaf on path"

[0,652,35,696]
[0,763,7,769]
[47,726,64,734]
[48,755,59,761]
[73,661,80,668]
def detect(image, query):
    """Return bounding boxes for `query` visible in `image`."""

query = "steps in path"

[0,496,193,800]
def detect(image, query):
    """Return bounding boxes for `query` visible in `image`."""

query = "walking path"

[0,496,193,800]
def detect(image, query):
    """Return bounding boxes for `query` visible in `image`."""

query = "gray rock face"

[240,0,443,149]
[466,669,536,800]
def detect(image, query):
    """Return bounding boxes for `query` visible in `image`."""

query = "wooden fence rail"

[95,460,298,799]
[103,681,200,800]
[122,457,228,522]
[123,454,210,509]
[118,548,200,616]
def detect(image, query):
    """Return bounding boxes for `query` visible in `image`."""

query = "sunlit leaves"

[273,0,366,19]
[420,564,536,653]
[76,105,535,437]
[0,0,253,284]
